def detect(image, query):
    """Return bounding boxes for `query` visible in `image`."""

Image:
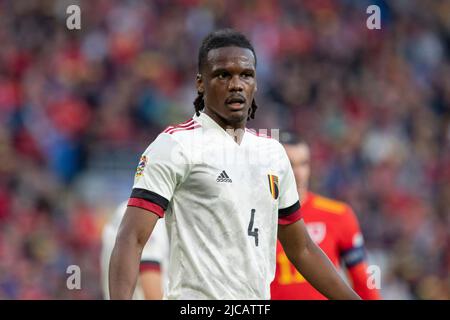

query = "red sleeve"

[338,206,362,249]
[338,206,366,267]
[347,262,381,300]
[338,206,381,299]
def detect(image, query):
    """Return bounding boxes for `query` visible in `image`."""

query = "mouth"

[225,95,246,111]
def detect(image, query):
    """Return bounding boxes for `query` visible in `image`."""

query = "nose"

[228,75,243,92]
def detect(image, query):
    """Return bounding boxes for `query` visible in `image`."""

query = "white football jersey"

[101,201,169,299]
[128,112,301,299]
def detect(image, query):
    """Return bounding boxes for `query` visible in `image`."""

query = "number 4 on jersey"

[248,209,259,246]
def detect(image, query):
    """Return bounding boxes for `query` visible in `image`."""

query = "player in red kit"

[271,133,381,300]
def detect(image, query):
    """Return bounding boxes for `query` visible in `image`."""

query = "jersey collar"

[194,112,248,146]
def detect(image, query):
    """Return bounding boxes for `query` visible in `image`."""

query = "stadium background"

[0,0,449,299]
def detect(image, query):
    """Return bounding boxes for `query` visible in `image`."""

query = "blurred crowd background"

[0,0,449,299]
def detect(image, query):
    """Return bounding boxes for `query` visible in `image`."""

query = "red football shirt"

[271,192,377,300]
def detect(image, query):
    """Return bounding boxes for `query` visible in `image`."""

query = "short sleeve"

[276,144,302,225]
[128,134,190,218]
[338,207,367,268]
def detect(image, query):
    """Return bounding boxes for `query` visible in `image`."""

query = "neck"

[204,108,247,144]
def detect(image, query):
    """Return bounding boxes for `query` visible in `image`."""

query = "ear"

[196,74,204,94]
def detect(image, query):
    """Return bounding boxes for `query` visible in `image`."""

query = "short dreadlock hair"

[194,29,258,121]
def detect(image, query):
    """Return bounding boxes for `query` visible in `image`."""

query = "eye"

[241,72,254,79]
[217,72,229,79]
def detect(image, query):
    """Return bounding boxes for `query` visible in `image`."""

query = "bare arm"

[278,219,361,300]
[109,206,159,299]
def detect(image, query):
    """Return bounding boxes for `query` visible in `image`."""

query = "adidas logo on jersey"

[216,171,232,183]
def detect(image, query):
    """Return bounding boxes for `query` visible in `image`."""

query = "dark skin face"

[196,46,257,135]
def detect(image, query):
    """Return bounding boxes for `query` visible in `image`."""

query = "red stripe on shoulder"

[163,118,195,133]
[179,118,194,125]
[167,124,201,135]
[175,119,195,128]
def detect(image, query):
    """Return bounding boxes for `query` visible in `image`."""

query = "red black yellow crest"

[268,174,279,200]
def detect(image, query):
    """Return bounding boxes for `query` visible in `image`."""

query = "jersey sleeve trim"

[128,198,165,218]
[279,200,300,217]
[139,260,161,273]
[131,188,169,209]
[278,201,302,225]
